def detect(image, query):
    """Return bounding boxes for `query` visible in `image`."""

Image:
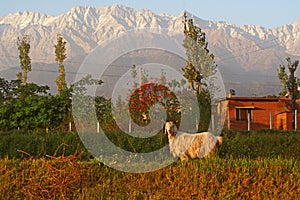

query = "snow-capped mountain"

[0,4,299,96]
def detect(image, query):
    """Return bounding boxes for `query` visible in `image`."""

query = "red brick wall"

[276,113,287,130]
[226,98,293,131]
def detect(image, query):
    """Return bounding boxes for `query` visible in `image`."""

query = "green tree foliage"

[278,57,300,129]
[0,78,20,129]
[286,58,299,97]
[17,35,31,85]
[54,33,67,94]
[0,81,43,129]
[0,77,72,131]
[0,78,20,103]
[95,96,116,131]
[0,73,112,131]
[71,75,104,130]
[278,64,289,97]
[287,58,299,129]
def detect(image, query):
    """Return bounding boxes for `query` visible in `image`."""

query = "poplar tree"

[182,12,217,95]
[17,35,31,85]
[54,33,67,94]
[181,12,218,132]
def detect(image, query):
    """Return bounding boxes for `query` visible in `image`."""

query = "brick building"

[225,97,300,131]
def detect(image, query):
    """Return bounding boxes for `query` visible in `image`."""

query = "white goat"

[164,121,223,161]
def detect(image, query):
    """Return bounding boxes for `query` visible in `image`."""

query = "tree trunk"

[188,80,194,92]
[290,71,297,130]
[196,81,201,95]
[22,70,28,85]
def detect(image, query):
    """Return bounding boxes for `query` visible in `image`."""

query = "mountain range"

[0,4,300,96]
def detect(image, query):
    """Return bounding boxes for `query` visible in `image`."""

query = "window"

[236,108,252,121]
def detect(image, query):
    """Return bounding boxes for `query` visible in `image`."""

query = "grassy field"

[0,129,300,199]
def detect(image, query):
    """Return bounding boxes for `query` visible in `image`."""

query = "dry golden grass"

[0,130,299,199]
[0,156,299,199]
[0,154,83,199]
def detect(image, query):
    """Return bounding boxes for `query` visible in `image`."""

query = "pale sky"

[0,0,299,28]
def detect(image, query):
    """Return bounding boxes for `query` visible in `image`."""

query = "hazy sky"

[0,0,299,28]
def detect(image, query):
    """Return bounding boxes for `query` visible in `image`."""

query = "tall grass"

[220,129,300,160]
[0,130,90,159]
[1,129,300,160]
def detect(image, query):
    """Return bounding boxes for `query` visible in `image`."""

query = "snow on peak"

[0,4,299,75]
[0,11,53,28]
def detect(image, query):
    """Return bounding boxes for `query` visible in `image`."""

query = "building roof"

[227,97,280,101]
[227,96,300,113]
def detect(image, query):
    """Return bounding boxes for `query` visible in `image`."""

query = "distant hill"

[1,5,299,96]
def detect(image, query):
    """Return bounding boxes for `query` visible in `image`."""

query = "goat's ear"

[164,126,167,135]
[162,123,166,135]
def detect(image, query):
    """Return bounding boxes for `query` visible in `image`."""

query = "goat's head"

[164,121,177,137]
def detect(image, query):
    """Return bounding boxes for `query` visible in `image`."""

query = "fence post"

[69,122,72,132]
[129,118,132,133]
[247,112,251,131]
[227,111,230,130]
[211,114,215,131]
[97,122,100,133]
[295,109,298,131]
[270,112,273,130]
